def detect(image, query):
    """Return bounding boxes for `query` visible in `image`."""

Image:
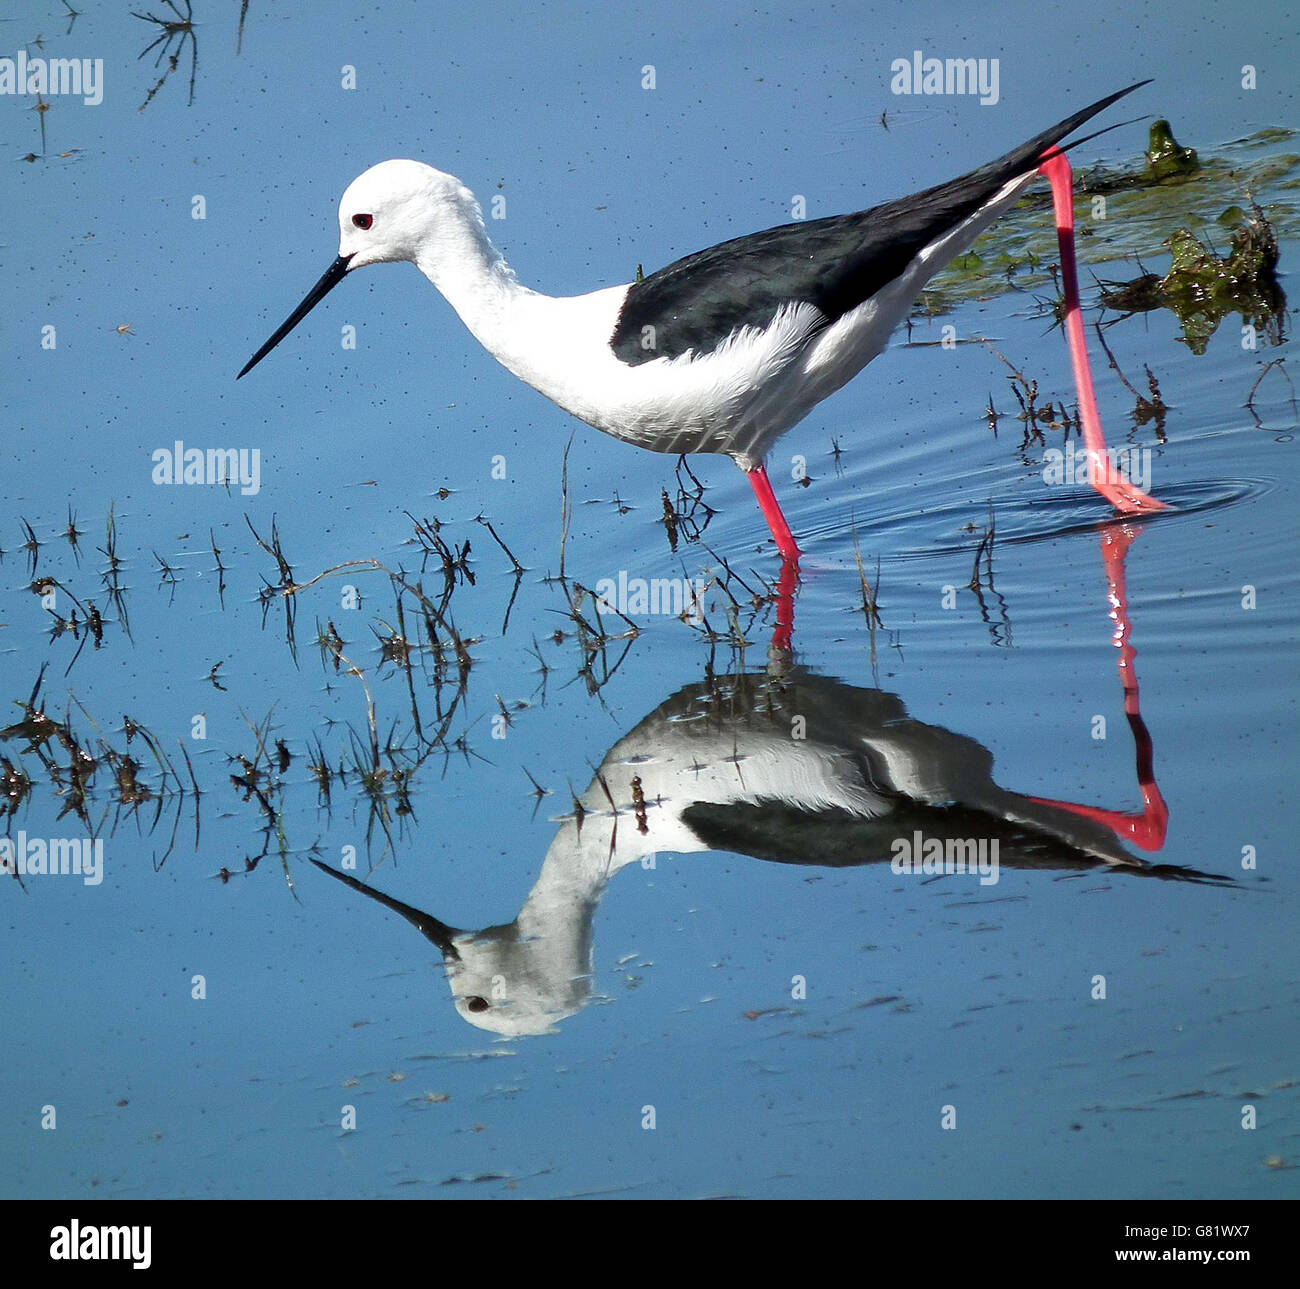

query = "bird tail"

[989,80,1153,180]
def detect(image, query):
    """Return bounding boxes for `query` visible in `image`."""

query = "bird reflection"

[314,522,1223,1036]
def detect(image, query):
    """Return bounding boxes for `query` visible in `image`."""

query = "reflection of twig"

[10,500,537,882]
[404,512,474,611]
[98,504,132,643]
[153,549,180,604]
[468,513,524,636]
[133,0,198,110]
[210,528,226,608]
[1091,318,1166,438]
[700,541,759,601]
[31,574,106,676]
[543,593,617,699]
[572,580,640,636]
[526,636,550,704]
[665,455,717,547]
[228,706,300,895]
[660,490,678,553]
[983,341,1043,444]
[385,590,421,745]
[677,538,784,658]
[498,567,525,637]
[31,93,49,157]
[332,648,379,769]
[177,737,201,856]
[246,515,298,658]
[20,518,41,578]
[559,436,573,580]
[474,514,523,574]
[554,578,638,700]
[849,517,883,683]
[1245,357,1297,427]
[967,504,1011,648]
[981,341,1074,446]
[63,507,83,563]
[1,673,197,871]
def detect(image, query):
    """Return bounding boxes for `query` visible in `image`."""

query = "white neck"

[412,193,541,364]
[408,185,630,432]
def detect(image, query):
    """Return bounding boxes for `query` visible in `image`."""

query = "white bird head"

[336,159,479,270]
[310,860,592,1038]
[443,922,594,1038]
[238,159,486,380]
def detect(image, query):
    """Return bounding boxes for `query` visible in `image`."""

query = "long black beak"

[237,253,354,379]
[310,858,462,959]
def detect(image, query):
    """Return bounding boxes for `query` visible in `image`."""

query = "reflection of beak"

[237,253,353,379]
[310,859,462,959]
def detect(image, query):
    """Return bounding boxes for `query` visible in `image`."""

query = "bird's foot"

[1084,449,1169,513]
[1092,478,1170,515]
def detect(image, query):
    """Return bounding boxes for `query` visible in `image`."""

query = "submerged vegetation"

[918,119,1295,348]
[0,494,798,883]
[1145,119,1200,181]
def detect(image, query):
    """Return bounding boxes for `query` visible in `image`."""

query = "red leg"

[743,463,800,652]
[1037,149,1168,515]
[745,464,802,561]
[1028,523,1168,850]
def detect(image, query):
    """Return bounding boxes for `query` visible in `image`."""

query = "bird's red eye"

[352,213,373,230]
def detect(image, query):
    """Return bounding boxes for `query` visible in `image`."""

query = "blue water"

[2,0,1297,1199]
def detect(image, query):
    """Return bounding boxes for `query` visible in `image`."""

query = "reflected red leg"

[1037,149,1169,515]
[769,553,799,656]
[1028,523,1169,850]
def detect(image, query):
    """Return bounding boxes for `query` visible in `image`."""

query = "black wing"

[610,81,1149,365]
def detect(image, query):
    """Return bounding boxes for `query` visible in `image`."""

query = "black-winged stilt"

[309,633,1210,1037]
[239,82,1166,559]
[305,516,1243,1037]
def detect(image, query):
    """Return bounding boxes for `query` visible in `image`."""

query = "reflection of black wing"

[610,83,1147,364]
[631,666,1231,886]
[679,798,1233,885]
